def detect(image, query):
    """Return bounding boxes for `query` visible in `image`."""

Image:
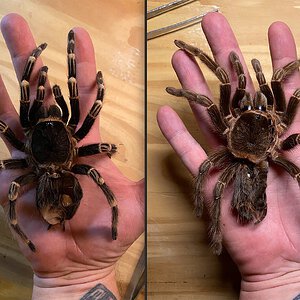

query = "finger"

[202,12,255,94]
[0,75,24,153]
[72,27,100,139]
[1,14,47,87]
[0,75,18,124]
[157,105,207,175]
[171,50,220,148]
[268,21,300,99]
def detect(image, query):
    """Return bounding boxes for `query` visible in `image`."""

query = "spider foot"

[193,206,203,218]
[210,231,222,255]
[28,240,36,252]
[112,206,118,240]
[112,227,117,240]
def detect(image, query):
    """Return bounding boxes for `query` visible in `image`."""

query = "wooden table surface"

[147,0,300,299]
[0,1,144,299]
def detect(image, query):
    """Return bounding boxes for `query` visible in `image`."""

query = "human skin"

[158,12,300,299]
[0,13,144,300]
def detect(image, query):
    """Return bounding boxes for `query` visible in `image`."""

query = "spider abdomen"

[36,172,83,225]
[229,111,277,163]
[31,121,72,164]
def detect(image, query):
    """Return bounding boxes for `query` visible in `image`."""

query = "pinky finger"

[157,105,207,176]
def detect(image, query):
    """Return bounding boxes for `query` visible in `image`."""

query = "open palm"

[0,12,144,286]
[158,12,300,290]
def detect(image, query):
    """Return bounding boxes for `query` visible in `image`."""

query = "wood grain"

[147,0,300,298]
[0,1,144,299]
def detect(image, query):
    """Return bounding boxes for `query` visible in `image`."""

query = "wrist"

[32,268,120,300]
[240,269,300,300]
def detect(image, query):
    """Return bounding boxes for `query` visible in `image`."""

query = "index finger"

[202,12,255,94]
[1,13,44,83]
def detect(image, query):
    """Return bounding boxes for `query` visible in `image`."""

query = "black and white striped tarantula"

[167,40,300,254]
[0,30,118,251]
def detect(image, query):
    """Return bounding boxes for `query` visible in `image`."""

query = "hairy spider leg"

[20,43,47,130]
[166,87,228,136]
[282,132,300,151]
[67,30,80,132]
[8,172,37,251]
[71,164,118,240]
[77,143,117,158]
[0,159,28,170]
[251,58,274,106]
[273,156,300,186]
[252,59,300,131]
[229,51,247,113]
[28,66,48,125]
[172,40,232,119]
[281,88,300,129]
[271,59,300,113]
[194,148,232,217]
[53,85,69,124]
[0,120,24,151]
[74,71,105,142]
[210,163,237,255]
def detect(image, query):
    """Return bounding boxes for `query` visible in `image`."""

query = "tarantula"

[167,40,300,254]
[0,30,118,252]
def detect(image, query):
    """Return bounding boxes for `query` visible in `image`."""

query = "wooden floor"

[147,0,300,299]
[0,1,144,299]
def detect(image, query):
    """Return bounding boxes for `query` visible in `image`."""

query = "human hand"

[0,13,144,299]
[158,12,300,299]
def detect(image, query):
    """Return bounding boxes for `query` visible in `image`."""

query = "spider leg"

[251,58,274,107]
[0,120,25,151]
[77,143,117,158]
[173,40,231,119]
[281,133,300,151]
[8,172,37,251]
[166,87,228,135]
[53,85,69,124]
[28,66,48,124]
[194,148,232,217]
[280,88,300,130]
[67,30,79,132]
[73,71,104,141]
[0,159,28,170]
[71,164,118,239]
[20,43,47,130]
[210,163,237,255]
[229,52,247,112]
[272,155,300,185]
[271,59,300,114]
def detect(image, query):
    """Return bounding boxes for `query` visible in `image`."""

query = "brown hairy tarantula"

[0,31,118,252]
[167,40,300,255]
